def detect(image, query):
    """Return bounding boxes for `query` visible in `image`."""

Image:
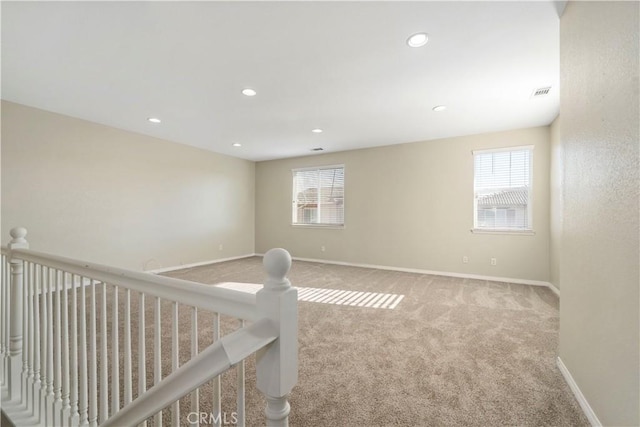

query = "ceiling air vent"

[311,147,324,152]
[531,86,552,98]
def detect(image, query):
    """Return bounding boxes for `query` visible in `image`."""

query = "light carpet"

[159,256,589,426]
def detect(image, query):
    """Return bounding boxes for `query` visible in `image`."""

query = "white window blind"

[473,146,532,231]
[292,166,344,226]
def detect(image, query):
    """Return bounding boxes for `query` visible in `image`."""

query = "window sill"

[292,224,345,230]
[471,228,535,236]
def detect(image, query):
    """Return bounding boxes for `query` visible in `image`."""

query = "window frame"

[291,164,345,229]
[471,145,534,235]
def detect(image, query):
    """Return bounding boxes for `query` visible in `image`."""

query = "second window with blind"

[292,165,345,227]
[473,146,533,232]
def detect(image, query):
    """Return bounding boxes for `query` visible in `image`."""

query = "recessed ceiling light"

[311,128,323,133]
[242,88,257,97]
[432,105,447,112]
[232,143,242,147]
[407,32,429,48]
[147,117,161,123]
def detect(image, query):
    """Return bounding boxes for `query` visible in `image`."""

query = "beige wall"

[1,101,255,271]
[558,2,639,425]
[549,116,562,288]
[256,126,551,282]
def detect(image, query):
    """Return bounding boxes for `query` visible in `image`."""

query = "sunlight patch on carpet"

[215,282,404,310]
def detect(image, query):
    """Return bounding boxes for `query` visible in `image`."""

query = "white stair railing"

[0,227,298,427]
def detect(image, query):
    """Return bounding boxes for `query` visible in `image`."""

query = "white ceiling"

[2,1,561,161]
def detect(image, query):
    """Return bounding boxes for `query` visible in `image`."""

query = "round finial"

[8,227,29,249]
[263,248,292,283]
[10,227,27,240]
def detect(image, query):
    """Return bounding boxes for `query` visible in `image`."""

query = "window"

[292,165,344,227]
[473,146,533,232]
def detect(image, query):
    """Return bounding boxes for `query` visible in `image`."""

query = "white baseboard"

[147,253,257,274]
[556,356,602,426]
[255,253,560,296]
[162,252,560,296]
[546,281,560,297]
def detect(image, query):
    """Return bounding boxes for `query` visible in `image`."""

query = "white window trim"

[291,164,345,228]
[471,145,534,155]
[472,145,534,234]
[291,224,346,230]
[291,164,345,173]
[470,229,536,236]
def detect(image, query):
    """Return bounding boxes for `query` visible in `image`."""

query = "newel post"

[256,248,298,427]
[7,227,28,401]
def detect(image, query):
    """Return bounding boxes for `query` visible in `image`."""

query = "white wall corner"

[554,1,568,18]
[556,356,602,427]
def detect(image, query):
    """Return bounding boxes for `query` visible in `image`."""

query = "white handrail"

[10,248,259,321]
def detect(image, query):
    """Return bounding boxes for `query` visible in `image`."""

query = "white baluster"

[39,266,48,422]
[1,254,4,385]
[46,267,56,425]
[27,263,37,416]
[171,301,179,427]
[89,280,98,427]
[55,269,64,424]
[69,274,80,426]
[154,297,162,427]
[237,319,246,427]
[256,248,298,427]
[31,265,44,421]
[123,288,132,407]
[8,227,28,402]
[1,253,7,387]
[189,307,199,427]
[21,260,30,407]
[111,285,120,415]
[78,276,89,426]
[7,254,12,385]
[62,272,71,424]
[99,282,108,423]
[212,312,221,427]
[4,254,10,387]
[138,292,147,427]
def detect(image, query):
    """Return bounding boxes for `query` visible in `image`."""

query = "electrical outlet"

[490,258,497,266]
[462,256,469,263]
[219,244,223,251]
[321,246,326,252]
